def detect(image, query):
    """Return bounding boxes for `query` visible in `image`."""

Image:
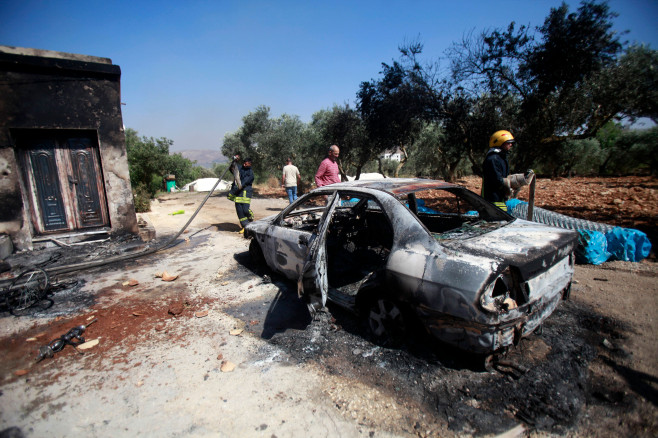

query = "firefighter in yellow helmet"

[481,130,533,211]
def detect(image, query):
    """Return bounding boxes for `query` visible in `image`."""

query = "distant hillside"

[178,150,227,168]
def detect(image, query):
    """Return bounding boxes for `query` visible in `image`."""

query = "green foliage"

[311,105,373,180]
[523,1,621,94]
[212,162,230,179]
[221,106,315,184]
[603,126,658,175]
[132,184,153,213]
[357,60,426,176]
[125,128,206,202]
[407,123,445,178]
[535,139,603,177]
[628,128,658,176]
[197,167,216,179]
[440,0,656,172]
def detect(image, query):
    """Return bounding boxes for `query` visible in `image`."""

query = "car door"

[297,192,340,314]
[259,194,329,280]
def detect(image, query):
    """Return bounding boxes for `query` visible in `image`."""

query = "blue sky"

[2,0,657,152]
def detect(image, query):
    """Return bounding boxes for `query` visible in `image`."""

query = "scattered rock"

[77,339,99,350]
[168,304,184,316]
[195,310,209,318]
[220,361,236,372]
[161,271,179,282]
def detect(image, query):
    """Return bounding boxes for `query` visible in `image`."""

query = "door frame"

[13,129,110,235]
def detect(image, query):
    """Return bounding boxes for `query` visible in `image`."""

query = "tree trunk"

[445,159,461,182]
[377,158,386,178]
[393,145,408,178]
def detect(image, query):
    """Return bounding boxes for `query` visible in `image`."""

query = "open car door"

[297,192,340,315]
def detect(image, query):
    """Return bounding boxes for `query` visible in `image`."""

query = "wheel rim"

[368,298,403,338]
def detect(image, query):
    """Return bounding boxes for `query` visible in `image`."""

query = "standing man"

[228,157,254,233]
[314,145,340,188]
[481,130,532,212]
[281,157,301,203]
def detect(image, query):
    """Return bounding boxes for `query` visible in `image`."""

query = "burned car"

[245,178,577,354]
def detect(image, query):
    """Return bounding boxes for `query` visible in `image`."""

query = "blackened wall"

[0,46,137,251]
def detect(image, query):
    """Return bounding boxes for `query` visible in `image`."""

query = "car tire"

[365,295,407,346]
[248,239,265,265]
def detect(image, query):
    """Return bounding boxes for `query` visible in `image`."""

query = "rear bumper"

[421,282,569,354]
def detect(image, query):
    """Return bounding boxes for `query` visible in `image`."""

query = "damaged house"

[0,46,137,252]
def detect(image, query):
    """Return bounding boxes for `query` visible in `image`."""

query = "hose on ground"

[40,159,239,276]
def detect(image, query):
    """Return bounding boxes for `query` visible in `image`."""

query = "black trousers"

[235,202,253,228]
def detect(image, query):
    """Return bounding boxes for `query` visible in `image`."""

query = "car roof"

[319,178,461,196]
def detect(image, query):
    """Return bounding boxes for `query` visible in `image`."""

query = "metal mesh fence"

[509,203,614,233]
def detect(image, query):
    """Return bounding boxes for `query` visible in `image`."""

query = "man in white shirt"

[281,157,301,203]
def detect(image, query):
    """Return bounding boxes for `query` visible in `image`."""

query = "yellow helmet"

[489,130,515,148]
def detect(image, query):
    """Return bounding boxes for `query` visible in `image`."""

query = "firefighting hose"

[32,157,240,278]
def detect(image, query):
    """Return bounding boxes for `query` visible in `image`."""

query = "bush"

[266,175,280,189]
[212,163,230,178]
[126,127,209,199]
[133,184,152,213]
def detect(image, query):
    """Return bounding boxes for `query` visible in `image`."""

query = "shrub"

[132,184,152,213]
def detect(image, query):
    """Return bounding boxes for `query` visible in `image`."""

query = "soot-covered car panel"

[245,178,577,353]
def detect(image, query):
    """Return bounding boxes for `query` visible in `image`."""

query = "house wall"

[0,46,137,251]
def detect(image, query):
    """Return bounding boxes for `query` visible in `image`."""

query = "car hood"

[439,219,577,277]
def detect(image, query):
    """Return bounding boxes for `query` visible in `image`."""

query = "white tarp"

[180,178,231,192]
[347,173,386,181]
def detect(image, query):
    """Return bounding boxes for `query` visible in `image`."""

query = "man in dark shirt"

[482,131,533,212]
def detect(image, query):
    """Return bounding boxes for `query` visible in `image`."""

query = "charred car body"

[245,178,577,354]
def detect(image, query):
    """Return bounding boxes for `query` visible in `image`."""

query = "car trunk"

[440,219,578,281]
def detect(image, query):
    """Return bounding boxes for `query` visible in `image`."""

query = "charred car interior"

[245,178,578,354]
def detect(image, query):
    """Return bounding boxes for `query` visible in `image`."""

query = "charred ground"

[225,257,655,437]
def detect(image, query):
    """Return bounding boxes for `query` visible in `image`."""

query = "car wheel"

[366,296,406,345]
[248,239,265,265]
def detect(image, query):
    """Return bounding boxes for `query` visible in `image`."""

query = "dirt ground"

[0,176,656,438]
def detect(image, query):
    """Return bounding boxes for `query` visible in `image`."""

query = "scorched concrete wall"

[0,46,137,251]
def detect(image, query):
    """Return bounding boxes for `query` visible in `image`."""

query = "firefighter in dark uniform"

[482,130,533,212]
[228,157,254,233]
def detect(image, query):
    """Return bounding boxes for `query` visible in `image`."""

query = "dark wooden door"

[16,130,109,234]
[26,141,69,231]
[67,138,107,228]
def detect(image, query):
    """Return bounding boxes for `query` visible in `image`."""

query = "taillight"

[480,274,518,313]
